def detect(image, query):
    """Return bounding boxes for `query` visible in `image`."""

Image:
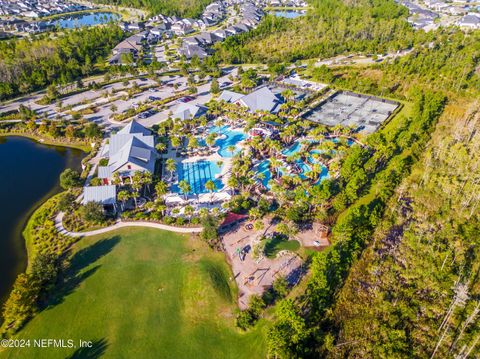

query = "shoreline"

[0,132,91,153]
[0,136,86,322]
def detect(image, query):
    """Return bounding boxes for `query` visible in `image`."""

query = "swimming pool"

[171,160,223,194]
[255,158,329,189]
[209,126,247,157]
[282,141,303,157]
[256,160,273,188]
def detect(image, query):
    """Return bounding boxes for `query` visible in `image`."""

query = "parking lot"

[304,91,399,133]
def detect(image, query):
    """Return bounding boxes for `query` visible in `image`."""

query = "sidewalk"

[55,212,202,238]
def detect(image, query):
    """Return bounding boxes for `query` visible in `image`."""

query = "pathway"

[55,212,202,238]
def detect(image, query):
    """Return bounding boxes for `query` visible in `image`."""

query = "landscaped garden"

[0,228,267,359]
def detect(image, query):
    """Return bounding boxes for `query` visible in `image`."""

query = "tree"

[131,171,144,207]
[205,179,216,203]
[80,202,105,223]
[117,190,131,211]
[155,180,168,201]
[211,78,220,95]
[184,205,194,223]
[200,215,219,245]
[85,123,102,138]
[178,180,191,200]
[60,169,81,190]
[58,192,76,211]
[268,299,309,358]
[1,273,37,331]
[165,158,177,178]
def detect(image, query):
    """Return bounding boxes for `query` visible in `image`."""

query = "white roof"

[82,185,116,205]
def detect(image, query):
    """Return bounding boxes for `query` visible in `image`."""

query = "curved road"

[55,212,202,238]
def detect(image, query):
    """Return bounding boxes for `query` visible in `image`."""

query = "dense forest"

[331,101,480,357]
[90,0,213,17]
[215,0,418,63]
[0,25,125,101]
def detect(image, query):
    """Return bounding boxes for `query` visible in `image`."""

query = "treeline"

[330,103,480,357]
[214,0,419,63]
[91,0,212,17]
[267,90,446,357]
[0,25,125,100]
[307,30,480,98]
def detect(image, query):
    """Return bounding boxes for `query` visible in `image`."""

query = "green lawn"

[0,228,267,359]
[264,238,301,258]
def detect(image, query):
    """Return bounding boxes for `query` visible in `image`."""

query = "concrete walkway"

[55,212,202,238]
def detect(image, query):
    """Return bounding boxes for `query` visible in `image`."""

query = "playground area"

[222,217,328,309]
[304,91,399,133]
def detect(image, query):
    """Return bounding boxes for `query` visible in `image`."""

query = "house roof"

[220,212,248,227]
[219,90,244,103]
[82,185,116,205]
[237,87,283,113]
[174,103,208,120]
[108,136,156,173]
[118,120,151,136]
[98,166,112,179]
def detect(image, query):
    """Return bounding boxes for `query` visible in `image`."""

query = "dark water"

[0,137,83,308]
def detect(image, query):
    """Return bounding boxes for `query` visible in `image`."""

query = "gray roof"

[109,133,154,157]
[174,103,208,120]
[82,185,116,205]
[118,120,151,136]
[98,166,112,179]
[219,90,244,103]
[108,136,156,173]
[238,87,283,113]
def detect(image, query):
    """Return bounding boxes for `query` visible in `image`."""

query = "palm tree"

[112,172,121,186]
[171,136,181,149]
[131,171,143,208]
[227,145,236,156]
[270,158,282,178]
[206,133,217,147]
[184,205,194,223]
[141,172,153,196]
[188,136,199,150]
[227,176,239,195]
[117,190,131,211]
[205,179,216,203]
[178,180,191,200]
[165,158,176,179]
[156,142,167,154]
[155,180,168,202]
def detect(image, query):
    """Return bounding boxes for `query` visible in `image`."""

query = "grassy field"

[0,228,267,359]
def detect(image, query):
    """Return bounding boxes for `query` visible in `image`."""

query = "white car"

[313,241,321,247]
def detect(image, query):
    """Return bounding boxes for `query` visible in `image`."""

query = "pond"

[270,10,306,19]
[0,137,83,312]
[53,12,121,29]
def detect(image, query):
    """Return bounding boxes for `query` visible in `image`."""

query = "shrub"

[80,202,105,223]
[59,169,81,190]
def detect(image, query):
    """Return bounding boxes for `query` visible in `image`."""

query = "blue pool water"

[256,158,329,189]
[282,141,302,156]
[256,160,273,188]
[271,10,305,19]
[171,160,223,194]
[209,126,247,157]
